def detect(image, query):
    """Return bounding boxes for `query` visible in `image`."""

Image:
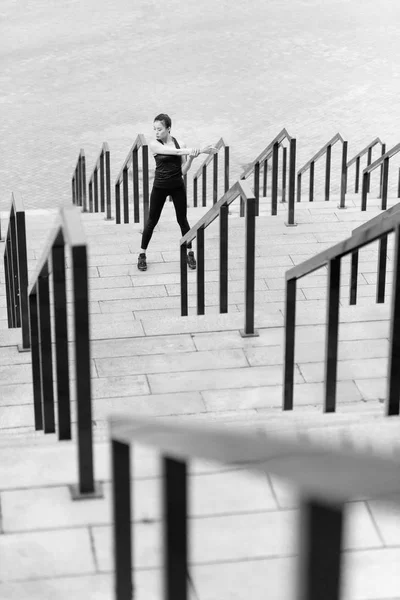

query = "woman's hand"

[201,144,218,155]
[189,147,200,157]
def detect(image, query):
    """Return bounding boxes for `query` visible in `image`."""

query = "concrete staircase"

[0,193,399,598]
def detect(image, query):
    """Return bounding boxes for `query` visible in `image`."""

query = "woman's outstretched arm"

[149,140,218,156]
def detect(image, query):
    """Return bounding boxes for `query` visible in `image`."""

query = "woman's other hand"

[201,144,218,155]
[189,147,200,157]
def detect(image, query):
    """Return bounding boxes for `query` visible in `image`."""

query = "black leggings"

[141,184,192,250]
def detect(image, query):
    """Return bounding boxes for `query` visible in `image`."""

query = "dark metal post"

[287,138,296,226]
[381,156,389,210]
[378,143,386,199]
[94,168,99,212]
[163,457,188,600]
[263,159,268,197]
[241,196,258,337]
[72,176,76,205]
[272,142,279,215]
[197,227,205,315]
[297,172,302,202]
[37,273,56,433]
[72,244,94,494]
[52,243,71,441]
[81,152,87,212]
[78,157,82,207]
[105,148,112,220]
[355,156,360,193]
[309,161,315,202]
[219,204,228,313]
[398,167,400,199]
[29,292,43,430]
[213,153,218,204]
[297,499,344,600]
[112,440,133,600]
[361,171,369,211]
[88,180,93,213]
[254,161,260,216]
[283,277,296,410]
[202,165,207,207]
[16,210,30,349]
[325,145,331,202]
[193,178,198,208]
[224,146,229,193]
[9,212,20,327]
[387,224,400,415]
[281,146,287,203]
[349,250,359,305]
[123,168,129,224]
[325,257,341,412]
[339,141,348,208]
[142,145,149,224]
[4,251,12,327]
[376,234,388,303]
[100,152,105,212]
[180,243,188,316]
[367,146,372,192]
[132,148,140,223]
[115,181,121,225]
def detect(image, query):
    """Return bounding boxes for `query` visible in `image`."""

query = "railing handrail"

[115,134,147,183]
[88,142,110,183]
[181,179,254,244]
[346,137,383,168]
[192,137,228,179]
[298,133,344,175]
[241,128,293,179]
[29,207,86,294]
[109,412,400,502]
[353,201,400,235]
[286,207,400,281]
[10,191,25,214]
[363,142,400,175]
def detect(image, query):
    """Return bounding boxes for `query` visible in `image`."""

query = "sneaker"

[137,253,147,271]
[187,251,196,270]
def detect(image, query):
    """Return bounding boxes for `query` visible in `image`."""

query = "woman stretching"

[138,113,217,271]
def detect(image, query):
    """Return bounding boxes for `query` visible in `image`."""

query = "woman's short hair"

[154,113,171,129]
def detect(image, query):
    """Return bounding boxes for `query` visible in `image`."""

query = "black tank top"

[153,137,184,189]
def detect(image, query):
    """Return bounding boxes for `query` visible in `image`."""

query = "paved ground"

[2,0,400,210]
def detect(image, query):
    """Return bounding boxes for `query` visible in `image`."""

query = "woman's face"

[153,120,169,142]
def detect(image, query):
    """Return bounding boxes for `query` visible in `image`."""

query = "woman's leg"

[170,185,192,249]
[140,186,169,251]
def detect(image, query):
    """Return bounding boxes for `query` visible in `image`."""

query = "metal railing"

[72,149,87,211]
[88,143,112,219]
[346,137,384,193]
[109,412,400,600]
[361,142,400,211]
[28,206,102,499]
[3,192,30,350]
[115,134,149,225]
[192,137,229,207]
[240,128,296,225]
[283,207,400,415]
[180,179,258,337]
[297,133,347,207]
[349,202,400,305]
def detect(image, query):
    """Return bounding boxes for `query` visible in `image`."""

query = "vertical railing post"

[213,152,218,204]
[163,457,188,600]
[115,181,121,224]
[254,161,260,217]
[29,291,43,430]
[325,257,341,412]
[72,176,76,205]
[197,227,205,315]
[112,440,133,600]
[367,146,373,192]
[361,171,369,211]
[378,143,386,199]
[224,146,229,193]
[193,178,198,208]
[37,272,56,433]
[355,156,360,193]
[94,168,99,212]
[281,146,287,203]
[339,141,348,208]
[398,167,400,199]
[81,151,87,212]
[387,224,400,415]
[309,161,315,202]
[219,204,229,313]
[263,159,268,197]
[240,196,258,337]
[286,138,297,227]
[381,156,389,210]
[100,152,105,212]
[283,277,297,410]
[88,180,93,213]
[297,172,302,202]
[123,168,129,224]
[180,242,188,316]
[202,165,207,207]
[77,157,82,207]
[297,499,344,600]
[349,250,359,305]
[325,144,332,202]
[15,209,30,350]
[4,250,13,327]
[271,142,279,215]
[132,148,140,223]
[142,144,149,224]
[376,234,388,303]
[105,147,112,220]
[9,210,20,327]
